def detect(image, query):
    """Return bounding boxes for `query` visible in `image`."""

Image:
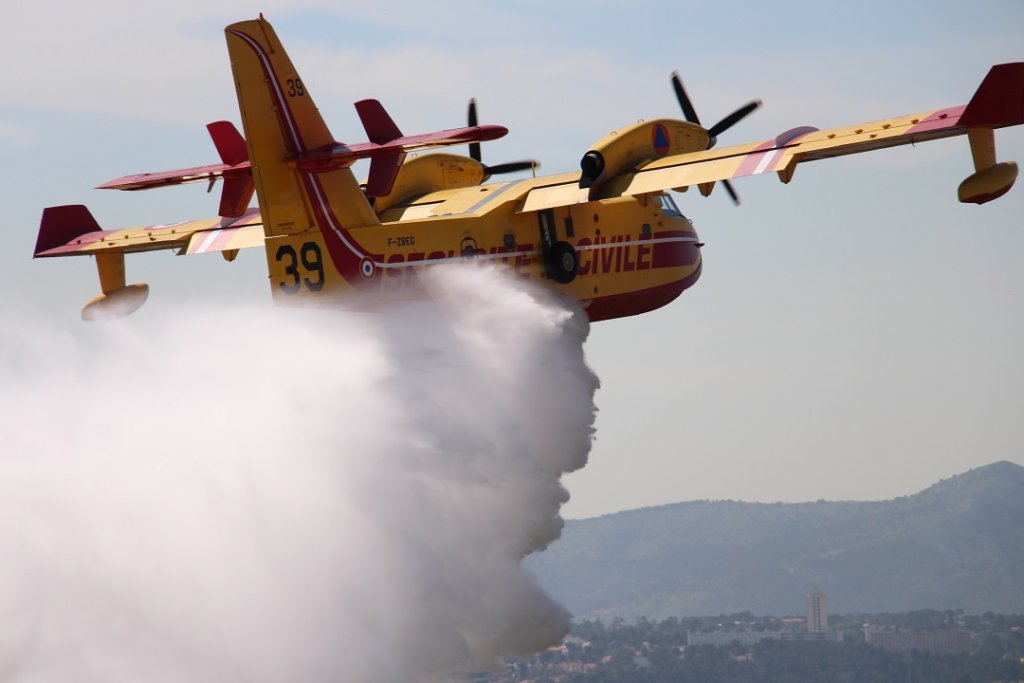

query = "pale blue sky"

[3,0,1022,517]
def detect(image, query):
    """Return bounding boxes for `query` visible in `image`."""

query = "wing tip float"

[35,206,149,320]
[957,62,1024,204]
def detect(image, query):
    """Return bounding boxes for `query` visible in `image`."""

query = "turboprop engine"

[579,73,761,204]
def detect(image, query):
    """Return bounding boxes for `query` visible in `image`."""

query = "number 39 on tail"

[33,16,1024,321]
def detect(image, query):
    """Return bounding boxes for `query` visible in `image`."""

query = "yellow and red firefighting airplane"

[34,17,1024,321]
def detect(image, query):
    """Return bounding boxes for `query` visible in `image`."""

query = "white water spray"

[0,267,598,682]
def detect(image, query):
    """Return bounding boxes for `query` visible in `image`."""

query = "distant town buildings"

[485,611,1023,683]
[864,626,972,655]
[687,630,777,647]
[686,591,842,647]
[686,629,843,647]
[787,630,844,643]
[807,591,828,632]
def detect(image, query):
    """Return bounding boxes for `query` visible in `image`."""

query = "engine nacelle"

[958,161,1018,205]
[579,119,708,189]
[373,154,486,213]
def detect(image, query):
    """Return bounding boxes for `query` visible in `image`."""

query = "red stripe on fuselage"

[299,173,380,290]
[226,28,308,153]
[651,231,700,269]
[584,261,702,322]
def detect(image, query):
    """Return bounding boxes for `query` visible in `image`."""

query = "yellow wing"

[34,205,265,258]
[33,205,265,319]
[521,62,1024,213]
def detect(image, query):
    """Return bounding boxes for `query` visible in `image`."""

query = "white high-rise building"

[807,591,828,632]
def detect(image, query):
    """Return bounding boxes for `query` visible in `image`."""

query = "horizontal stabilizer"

[98,121,250,197]
[35,205,101,256]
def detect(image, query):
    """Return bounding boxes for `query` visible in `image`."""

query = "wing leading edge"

[520,62,1024,213]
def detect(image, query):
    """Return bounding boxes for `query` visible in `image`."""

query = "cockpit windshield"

[657,193,683,218]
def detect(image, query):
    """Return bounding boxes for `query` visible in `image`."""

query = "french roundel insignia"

[360,258,375,279]
[652,123,670,157]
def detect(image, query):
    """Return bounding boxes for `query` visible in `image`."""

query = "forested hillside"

[529,461,1024,620]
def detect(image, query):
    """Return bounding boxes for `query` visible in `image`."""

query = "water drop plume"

[0,265,598,682]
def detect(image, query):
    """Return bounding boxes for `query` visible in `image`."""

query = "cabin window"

[657,193,683,217]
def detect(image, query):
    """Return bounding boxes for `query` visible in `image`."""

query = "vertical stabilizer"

[224,18,379,238]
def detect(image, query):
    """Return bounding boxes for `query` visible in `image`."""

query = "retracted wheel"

[545,241,578,284]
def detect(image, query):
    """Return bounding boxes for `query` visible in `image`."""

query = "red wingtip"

[35,205,101,257]
[476,124,508,142]
[961,63,1024,128]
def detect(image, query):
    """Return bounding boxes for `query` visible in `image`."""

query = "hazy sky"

[4,0,1022,519]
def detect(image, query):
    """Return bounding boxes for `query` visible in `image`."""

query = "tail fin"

[224,17,379,238]
[207,120,248,166]
[355,99,406,197]
[354,99,403,144]
[206,121,256,217]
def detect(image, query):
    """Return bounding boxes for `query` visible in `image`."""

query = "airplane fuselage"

[262,176,702,322]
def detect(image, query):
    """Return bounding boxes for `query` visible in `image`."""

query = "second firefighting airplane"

[34,17,1024,321]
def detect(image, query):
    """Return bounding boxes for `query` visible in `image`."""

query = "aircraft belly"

[583,263,701,322]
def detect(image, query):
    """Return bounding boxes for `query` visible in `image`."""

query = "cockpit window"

[657,193,683,217]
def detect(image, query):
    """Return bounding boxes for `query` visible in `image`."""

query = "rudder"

[224,18,379,238]
[224,17,383,299]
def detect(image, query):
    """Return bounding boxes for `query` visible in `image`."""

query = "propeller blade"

[722,179,740,205]
[467,99,482,162]
[669,71,758,204]
[671,72,701,126]
[707,100,762,139]
[468,98,538,176]
[485,160,538,176]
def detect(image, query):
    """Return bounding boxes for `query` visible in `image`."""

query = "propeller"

[468,99,538,178]
[671,72,761,204]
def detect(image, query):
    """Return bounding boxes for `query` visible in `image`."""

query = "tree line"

[472,611,1024,683]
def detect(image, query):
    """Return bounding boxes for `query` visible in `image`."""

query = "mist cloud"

[0,266,598,682]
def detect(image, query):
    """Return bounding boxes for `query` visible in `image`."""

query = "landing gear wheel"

[545,241,578,284]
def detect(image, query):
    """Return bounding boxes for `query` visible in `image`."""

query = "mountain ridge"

[529,461,1024,620]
